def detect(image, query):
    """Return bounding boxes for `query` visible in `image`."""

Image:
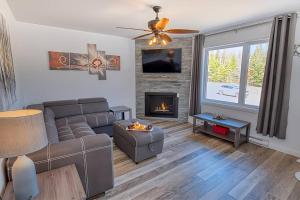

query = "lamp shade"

[0,109,48,158]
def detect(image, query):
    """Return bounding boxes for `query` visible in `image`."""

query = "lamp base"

[12,155,39,200]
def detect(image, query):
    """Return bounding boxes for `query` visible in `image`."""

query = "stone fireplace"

[145,92,178,118]
[135,38,192,122]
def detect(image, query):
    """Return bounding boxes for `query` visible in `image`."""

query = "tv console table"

[193,113,250,148]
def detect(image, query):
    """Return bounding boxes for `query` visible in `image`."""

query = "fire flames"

[155,102,169,112]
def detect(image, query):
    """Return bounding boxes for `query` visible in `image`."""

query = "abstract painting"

[106,55,120,71]
[97,51,107,69]
[98,69,107,80]
[87,44,100,74]
[70,53,88,70]
[0,14,16,110]
[97,51,107,80]
[49,51,70,70]
[48,43,120,80]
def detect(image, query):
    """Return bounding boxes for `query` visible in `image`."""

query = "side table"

[3,164,86,200]
[110,106,132,121]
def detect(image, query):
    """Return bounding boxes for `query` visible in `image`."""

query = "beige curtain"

[189,34,205,116]
[256,13,297,139]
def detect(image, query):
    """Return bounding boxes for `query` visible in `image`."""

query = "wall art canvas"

[48,43,120,81]
[106,55,120,71]
[87,44,100,74]
[97,51,107,69]
[98,69,107,80]
[0,14,16,110]
[70,53,88,70]
[97,50,107,80]
[49,51,70,70]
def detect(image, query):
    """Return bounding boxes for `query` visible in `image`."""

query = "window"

[203,41,268,109]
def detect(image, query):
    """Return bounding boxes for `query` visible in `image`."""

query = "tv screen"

[142,48,182,73]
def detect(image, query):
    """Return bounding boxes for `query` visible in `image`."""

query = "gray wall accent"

[135,37,193,122]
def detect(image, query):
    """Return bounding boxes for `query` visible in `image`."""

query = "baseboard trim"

[267,143,300,158]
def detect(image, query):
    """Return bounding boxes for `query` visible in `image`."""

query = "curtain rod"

[204,12,299,37]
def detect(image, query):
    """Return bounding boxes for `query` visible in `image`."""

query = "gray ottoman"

[113,120,164,163]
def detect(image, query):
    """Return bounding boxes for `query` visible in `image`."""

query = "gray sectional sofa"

[7,97,116,198]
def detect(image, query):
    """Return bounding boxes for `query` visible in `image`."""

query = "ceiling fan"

[116,6,199,46]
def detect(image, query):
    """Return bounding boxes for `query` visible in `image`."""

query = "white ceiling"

[8,0,300,38]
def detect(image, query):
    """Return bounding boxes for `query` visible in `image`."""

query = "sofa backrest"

[29,97,110,119]
[43,108,59,143]
[26,97,110,144]
[43,100,82,118]
[78,98,109,114]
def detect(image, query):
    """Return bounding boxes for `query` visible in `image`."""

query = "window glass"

[206,46,243,103]
[245,43,268,106]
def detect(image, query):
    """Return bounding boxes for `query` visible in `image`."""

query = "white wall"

[202,19,300,157]
[0,0,136,196]
[12,23,136,114]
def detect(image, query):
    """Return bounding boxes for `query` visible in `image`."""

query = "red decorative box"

[212,125,229,136]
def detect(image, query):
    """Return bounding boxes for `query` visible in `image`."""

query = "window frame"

[202,39,269,111]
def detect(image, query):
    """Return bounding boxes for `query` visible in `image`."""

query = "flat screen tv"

[142,48,182,73]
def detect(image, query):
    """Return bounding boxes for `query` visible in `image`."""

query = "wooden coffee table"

[193,113,250,148]
[3,164,86,200]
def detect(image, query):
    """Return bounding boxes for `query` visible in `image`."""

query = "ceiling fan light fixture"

[161,39,168,46]
[148,39,154,46]
[152,37,157,43]
[117,6,199,43]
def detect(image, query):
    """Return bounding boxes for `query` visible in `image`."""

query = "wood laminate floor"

[98,121,300,200]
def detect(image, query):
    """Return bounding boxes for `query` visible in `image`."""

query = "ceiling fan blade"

[160,33,172,42]
[155,18,170,30]
[165,29,199,34]
[116,27,151,32]
[133,33,153,40]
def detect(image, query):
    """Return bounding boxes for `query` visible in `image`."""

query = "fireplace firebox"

[145,92,178,118]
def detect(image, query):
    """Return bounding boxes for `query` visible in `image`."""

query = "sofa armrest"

[7,134,114,198]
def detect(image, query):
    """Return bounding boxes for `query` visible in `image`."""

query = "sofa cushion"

[78,97,107,104]
[57,125,75,141]
[81,102,109,114]
[57,122,95,141]
[44,107,55,119]
[44,108,59,144]
[44,100,78,107]
[69,122,95,138]
[55,112,115,129]
[85,112,115,128]
[55,115,87,128]
[44,100,82,118]
[27,104,44,111]
[79,98,109,114]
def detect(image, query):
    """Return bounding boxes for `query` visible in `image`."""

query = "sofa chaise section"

[7,134,114,198]
[6,97,116,198]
